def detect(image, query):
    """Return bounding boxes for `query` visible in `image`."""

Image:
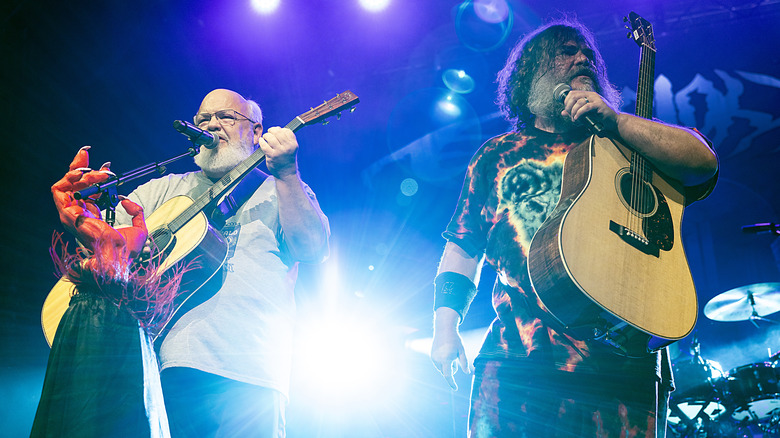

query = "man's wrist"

[433,271,477,323]
[434,307,460,327]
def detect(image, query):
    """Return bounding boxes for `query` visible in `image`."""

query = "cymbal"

[704,282,780,322]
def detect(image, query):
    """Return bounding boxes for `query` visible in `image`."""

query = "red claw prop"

[52,147,147,278]
[50,147,190,332]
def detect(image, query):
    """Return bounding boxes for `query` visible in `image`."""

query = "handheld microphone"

[554,83,604,135]
[173,120,220,149]
[741,223,780,234]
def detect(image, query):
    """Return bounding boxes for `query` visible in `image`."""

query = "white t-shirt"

[114,170,326,399]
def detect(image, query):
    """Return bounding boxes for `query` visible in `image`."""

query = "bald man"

[114,89,330,437]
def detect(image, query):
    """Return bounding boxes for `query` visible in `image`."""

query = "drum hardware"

[667,337,730,437]
[725,362,780,424]
[704,282,780,327]
[665,337,780,437]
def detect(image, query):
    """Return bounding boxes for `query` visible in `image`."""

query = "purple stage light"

[359,0,391,13]
[250,0,280,14]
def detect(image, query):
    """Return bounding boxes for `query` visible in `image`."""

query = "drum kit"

[667,282,780,438]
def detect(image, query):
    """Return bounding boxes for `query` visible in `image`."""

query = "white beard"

[194,137,255,177]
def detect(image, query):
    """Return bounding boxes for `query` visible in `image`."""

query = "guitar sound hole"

[149,228,176,264]
[615,170,658,217]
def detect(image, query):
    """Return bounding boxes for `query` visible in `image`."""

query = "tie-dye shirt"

[444,125,713,376]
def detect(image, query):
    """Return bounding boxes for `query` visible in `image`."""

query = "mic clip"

[73,148,201,225]
[741,223,780,235]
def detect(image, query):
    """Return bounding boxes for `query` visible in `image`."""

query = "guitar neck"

[635,43,655,120]
[167,150,264,233]
[627,12,657,181]
[166,115,313,232]
[629,11,657,121]
[165,90,360,233]
[632,42,656,181]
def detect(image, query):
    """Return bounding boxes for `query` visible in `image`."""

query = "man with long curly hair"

[430,18,718,437]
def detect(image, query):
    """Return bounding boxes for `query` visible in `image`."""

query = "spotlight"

[359,0,391,12]
[250,0,280,14]
[294,314,399,405]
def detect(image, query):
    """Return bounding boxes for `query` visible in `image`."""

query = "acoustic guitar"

[527,13,698,357]
[41,90,360,346]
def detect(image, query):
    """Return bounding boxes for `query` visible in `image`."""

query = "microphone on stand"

[741,222,780,235]
[553,83,605,135]
[173,120,220,149]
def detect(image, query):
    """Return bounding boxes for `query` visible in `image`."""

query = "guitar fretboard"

[631,37,656,187]
[635,41,656,120]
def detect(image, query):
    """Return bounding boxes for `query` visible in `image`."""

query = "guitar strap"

[209,167,268,229]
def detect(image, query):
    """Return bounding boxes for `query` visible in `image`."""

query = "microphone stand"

[74,146,200,226]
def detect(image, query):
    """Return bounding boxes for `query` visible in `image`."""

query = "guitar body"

[527,136,698,356]
[144,195,228,343]
[41,195,228,347]
[41,279,75,347]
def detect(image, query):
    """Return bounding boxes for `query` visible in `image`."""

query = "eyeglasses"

[194,109,254,128]
[558,44,595,61]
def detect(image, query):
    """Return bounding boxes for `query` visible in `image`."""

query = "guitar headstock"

[297,90,360,127]
[625,11,655,52]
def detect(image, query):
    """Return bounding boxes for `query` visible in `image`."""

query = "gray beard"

[527,69,596,130]
[194,137,255,178]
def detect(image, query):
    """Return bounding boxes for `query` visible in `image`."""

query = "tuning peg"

[350,107,356,113]
[321,120,330,125]
[336,112,342,120]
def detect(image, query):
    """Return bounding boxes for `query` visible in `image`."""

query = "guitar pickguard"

[644,185,674,251]
[610,168,674,256]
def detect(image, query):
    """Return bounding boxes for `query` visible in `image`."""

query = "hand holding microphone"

[554,83,605,135]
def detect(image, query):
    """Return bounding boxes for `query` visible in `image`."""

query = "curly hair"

[496,18,620,129]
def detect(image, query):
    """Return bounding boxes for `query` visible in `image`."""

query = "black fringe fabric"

[30,233,192,437]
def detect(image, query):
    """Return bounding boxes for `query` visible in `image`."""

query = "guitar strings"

[628,40,655,239]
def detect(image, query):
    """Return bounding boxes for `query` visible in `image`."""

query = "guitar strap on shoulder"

[209,168,268,229]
